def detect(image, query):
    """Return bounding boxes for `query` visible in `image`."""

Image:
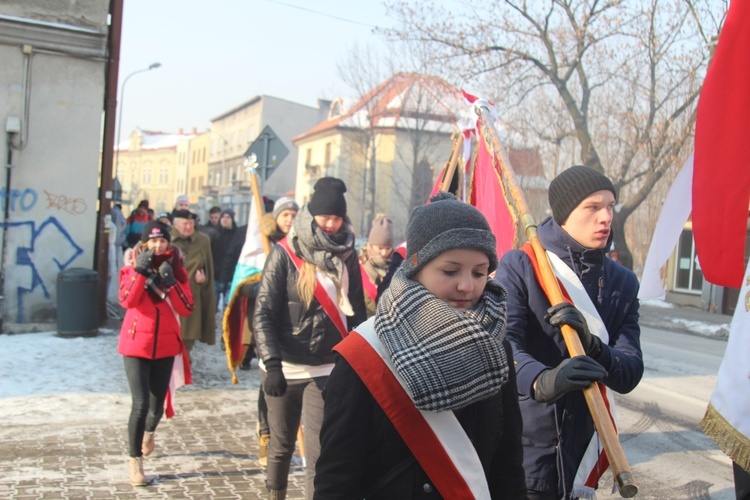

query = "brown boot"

[129,457,147,487]
[258,433,270,467]
[142,432,155,456]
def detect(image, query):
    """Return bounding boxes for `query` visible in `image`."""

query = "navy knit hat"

[141,220,171,243]
[308,177,347,217]
[402,192,497,279]
[548,165,616,225]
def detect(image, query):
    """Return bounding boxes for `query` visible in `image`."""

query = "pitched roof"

[294,73,466,143]
[116,128,197,151]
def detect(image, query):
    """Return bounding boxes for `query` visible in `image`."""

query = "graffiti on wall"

[44,190,88,215]
[1,187,85,323]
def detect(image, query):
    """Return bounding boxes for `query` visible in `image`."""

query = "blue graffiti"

[0,187,38,212]
[2,216,83,322]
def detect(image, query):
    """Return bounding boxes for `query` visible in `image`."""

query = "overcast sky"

[116,0,395,139]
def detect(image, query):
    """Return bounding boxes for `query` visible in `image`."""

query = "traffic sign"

[244,125,289,180]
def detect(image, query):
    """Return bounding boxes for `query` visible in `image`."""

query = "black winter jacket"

[314,341,527,499]
[496,216,643,497]
[253,243,366,366]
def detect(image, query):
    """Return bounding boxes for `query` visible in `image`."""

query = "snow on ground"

[0,326,258,427]
[639,297,675,308]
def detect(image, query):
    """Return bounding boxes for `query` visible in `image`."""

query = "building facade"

[205,95,323,226]
[115,128,198,215]
[0,0,108,331]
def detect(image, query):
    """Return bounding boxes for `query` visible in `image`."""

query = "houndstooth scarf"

[288,206,356,315]
[375,269,510,412]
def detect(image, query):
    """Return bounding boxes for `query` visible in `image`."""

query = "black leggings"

[123,356,174,457]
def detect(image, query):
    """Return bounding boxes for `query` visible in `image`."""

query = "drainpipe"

[94,0,124,324]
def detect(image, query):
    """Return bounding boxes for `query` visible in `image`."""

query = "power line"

[264,0,382,29]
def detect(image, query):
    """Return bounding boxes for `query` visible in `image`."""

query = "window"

[324,143,332,169]
[159,167,169,184]
[674,229,703,293]
[199,176,204,189]
[142,164,152,184]
[305,148,312,167]
[191,178,196,193]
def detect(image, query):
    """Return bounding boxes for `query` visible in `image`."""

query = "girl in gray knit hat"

[314,192,527,499]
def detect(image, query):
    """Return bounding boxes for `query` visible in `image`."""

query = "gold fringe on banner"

[701,403,750,473]
[222,274,262,385]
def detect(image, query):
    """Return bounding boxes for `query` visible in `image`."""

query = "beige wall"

[187,132,210,208]
[0,0,108,330]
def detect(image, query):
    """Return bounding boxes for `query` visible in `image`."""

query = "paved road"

[0,301,735,498]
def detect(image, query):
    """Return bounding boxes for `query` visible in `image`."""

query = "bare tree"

[387,0,726,269]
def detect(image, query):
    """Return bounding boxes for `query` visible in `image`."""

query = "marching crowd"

[109,166,742,499]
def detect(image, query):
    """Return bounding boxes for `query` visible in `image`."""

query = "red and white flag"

[693,0,750,288]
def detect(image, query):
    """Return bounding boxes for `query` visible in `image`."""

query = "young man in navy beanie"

[496,165,643,499]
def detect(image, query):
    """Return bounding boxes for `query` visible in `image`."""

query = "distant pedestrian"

[125,200,151,248]
[253,177,366,499]
[358,214,394,318]
[174,195,190,212]
[212,209,237,311]
[118,220,193,487]
[170,209,216,354]
[112,203,127,265]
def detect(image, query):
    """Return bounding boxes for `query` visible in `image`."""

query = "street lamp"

[114,62,162,193]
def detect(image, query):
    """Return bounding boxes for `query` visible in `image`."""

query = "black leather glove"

[159,261,176,288]
[263,359,287,397]
[134,248,155,275]
[545,302,602,358]
[534,356,607,403]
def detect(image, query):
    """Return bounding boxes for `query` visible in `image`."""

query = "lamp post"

[114,62,162,192]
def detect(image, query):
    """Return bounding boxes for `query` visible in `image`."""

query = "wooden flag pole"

[246,156,272,256]
[474,100,637,498]
[440,131,464,193]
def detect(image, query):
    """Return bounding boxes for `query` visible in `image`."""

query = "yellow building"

[115,128,198,214]
[175,131,210,209]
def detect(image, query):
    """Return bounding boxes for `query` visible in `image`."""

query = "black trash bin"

[57,268,99,338]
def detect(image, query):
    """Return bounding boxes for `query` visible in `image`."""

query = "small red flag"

[693,2,750,288]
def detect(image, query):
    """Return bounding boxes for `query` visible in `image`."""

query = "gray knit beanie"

[402,192,497,278]
[549,165,616,225]
[272,196,299,220]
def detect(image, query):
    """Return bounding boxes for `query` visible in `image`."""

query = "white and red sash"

[522,244,617,498]
[164,296,192,419]
[335,318,491,499]
[278,237,348,338]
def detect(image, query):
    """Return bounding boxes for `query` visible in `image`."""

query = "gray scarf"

[375,269,510,412]
[288,206,356,314]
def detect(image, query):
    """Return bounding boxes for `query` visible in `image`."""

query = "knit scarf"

[375,269,510,412]
[289,207,356,316]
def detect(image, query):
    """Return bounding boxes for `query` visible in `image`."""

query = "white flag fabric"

[701,258,750,471]
[638,153,694,298]
[228,195,267,300]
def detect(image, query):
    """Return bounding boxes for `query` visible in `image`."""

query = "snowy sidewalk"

[0,329,307,499]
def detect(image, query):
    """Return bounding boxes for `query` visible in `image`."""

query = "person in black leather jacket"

[253,177,366,500]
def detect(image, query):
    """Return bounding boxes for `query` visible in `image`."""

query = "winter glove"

[545,302,603,358]
[159,261,177,288]
[134,248,155,276]
[263,359,287,397]
[534,356,607,403]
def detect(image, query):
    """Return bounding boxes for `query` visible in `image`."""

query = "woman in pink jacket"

[118,220,194,486]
